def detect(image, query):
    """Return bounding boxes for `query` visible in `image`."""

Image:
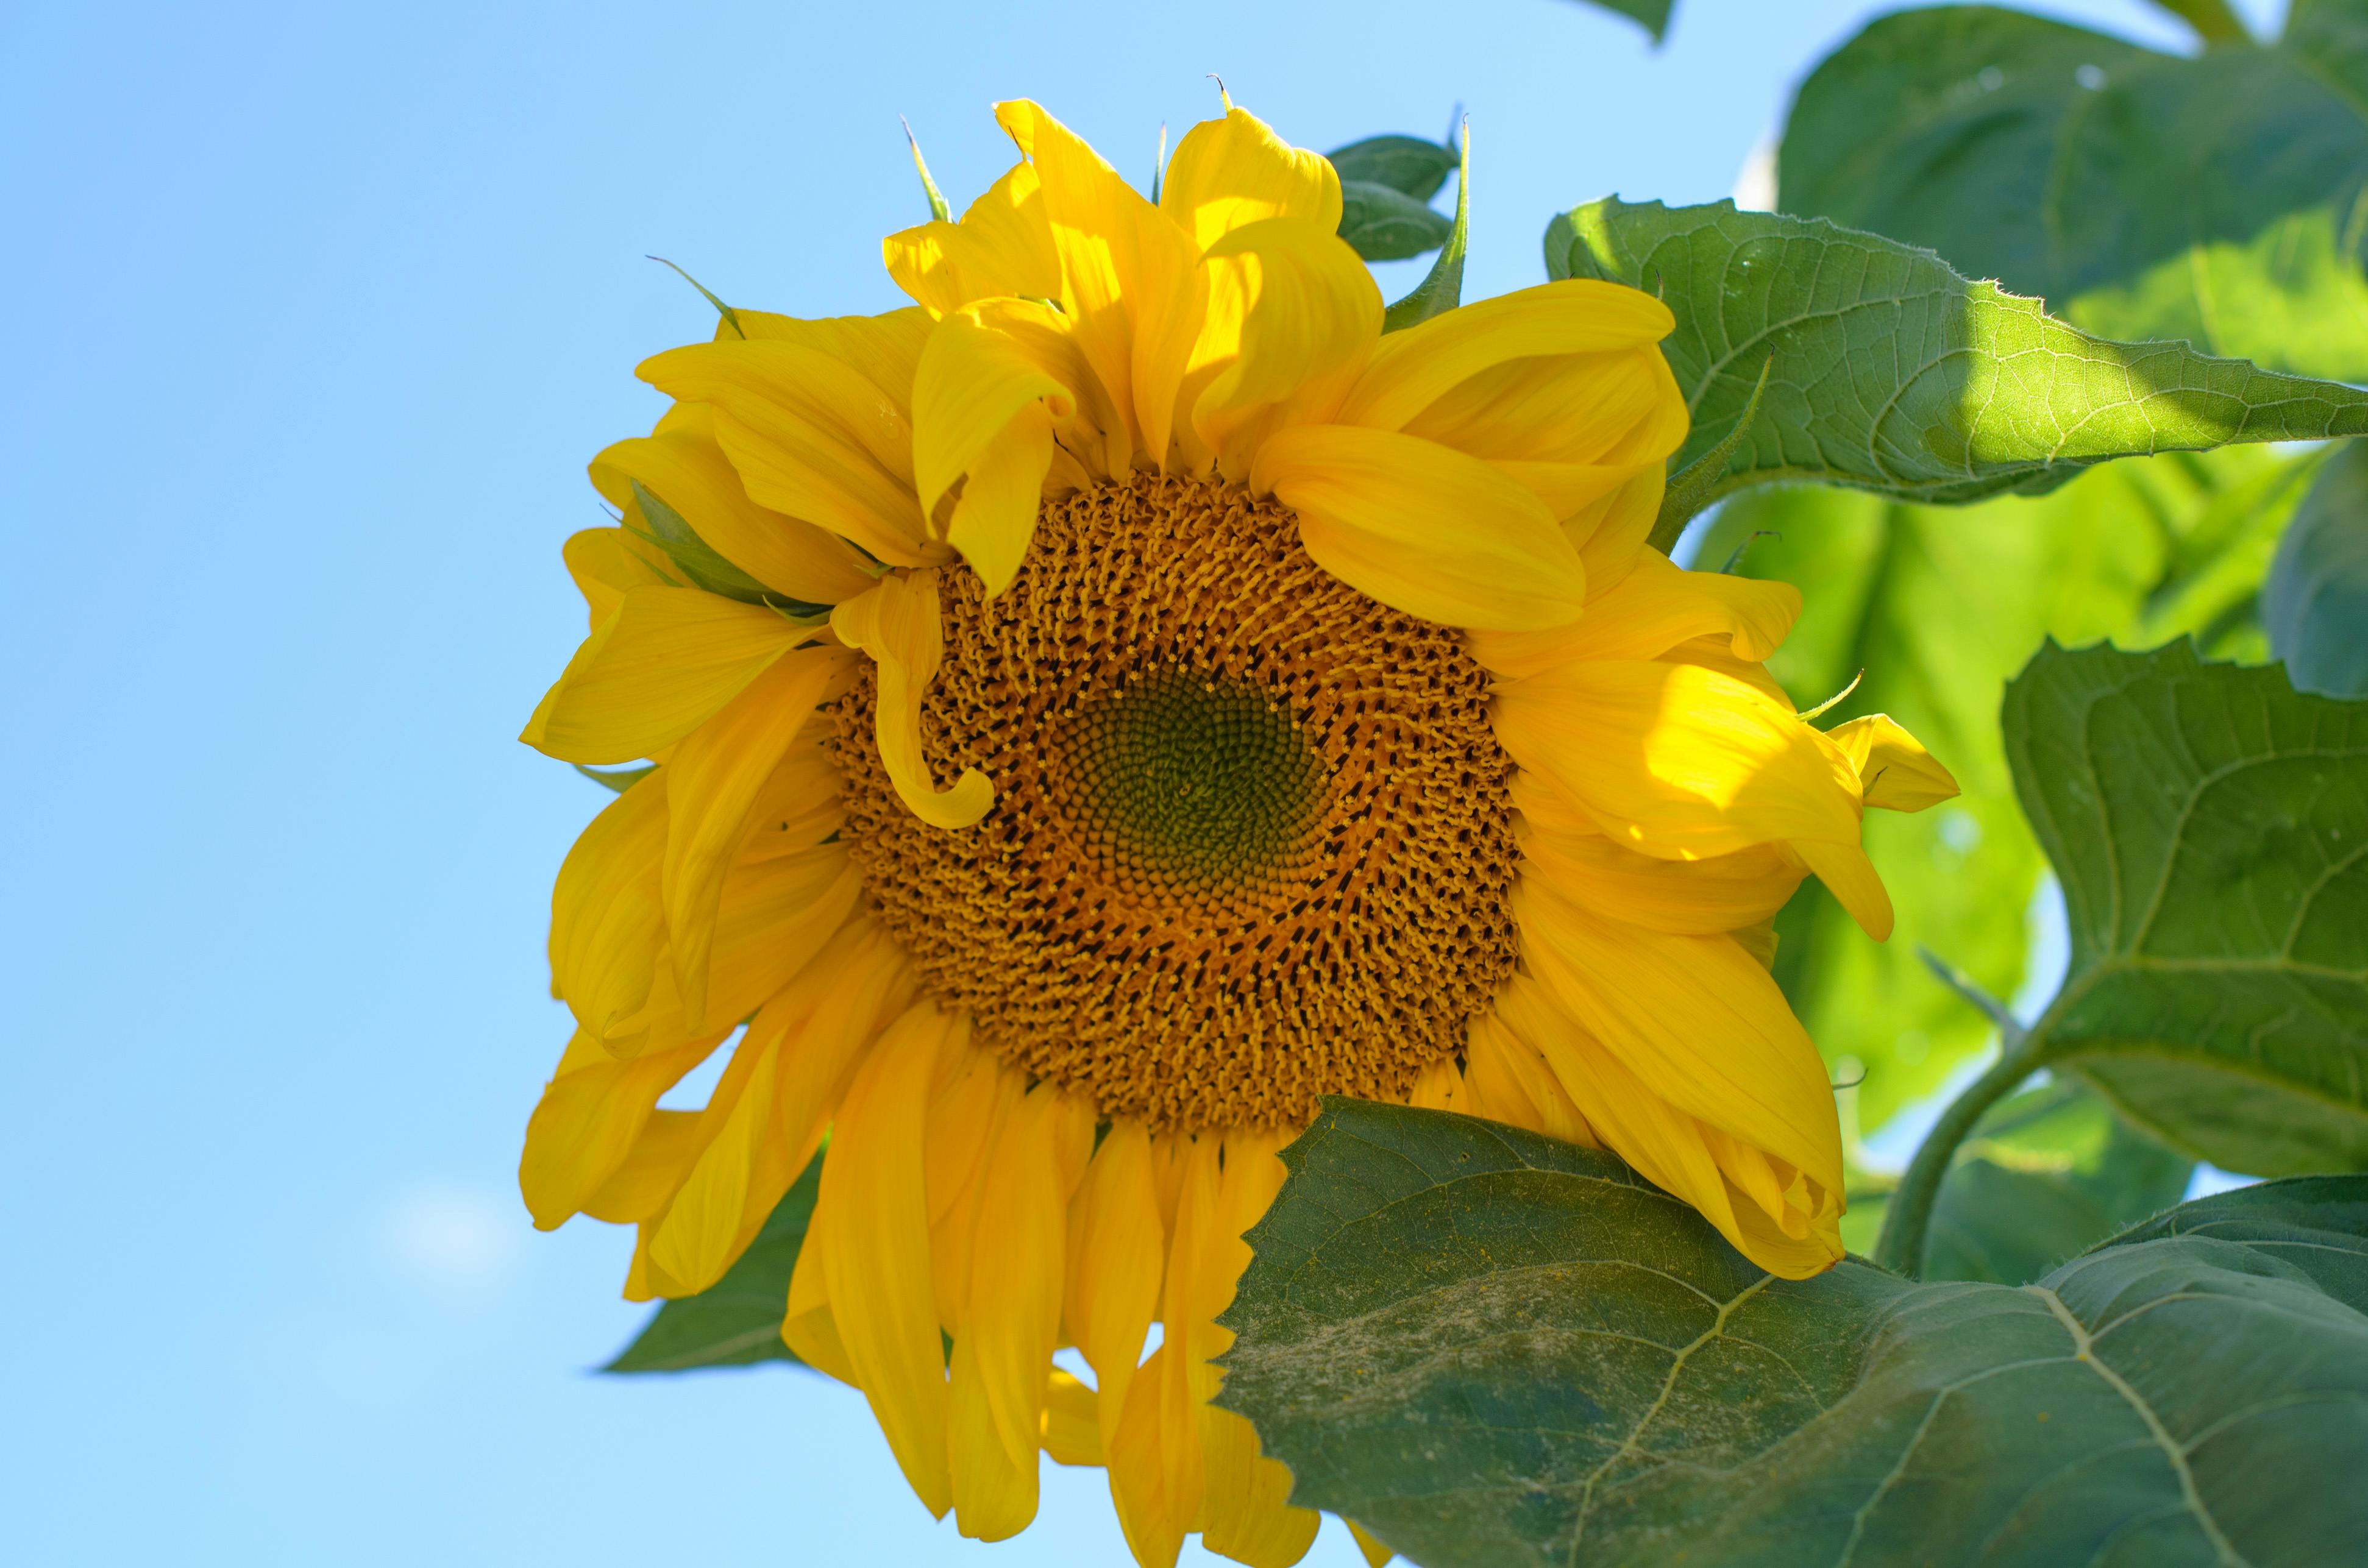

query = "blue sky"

[1,1,2274,1563]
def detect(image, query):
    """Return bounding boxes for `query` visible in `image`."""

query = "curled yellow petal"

[1826,713,1961,812]
[831,571,993,828]
[1160,104,1342,250]
[911,313,1065,595]
[1251,423,1586,631]
[884,161,1062,318]
[519,586,814,765]
[1041,1370,1102,1466]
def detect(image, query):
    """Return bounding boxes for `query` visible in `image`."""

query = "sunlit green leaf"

[2001,639,2368,1176]
[1779,3,2368,381]
[604,1156,817,1373]
[1219,1098,2368,1568]
[2267,437,2368,696]
[1702,447,2319,1133]
[1546,198,2368,506]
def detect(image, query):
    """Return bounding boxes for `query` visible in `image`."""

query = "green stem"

[1871,949,2048,1276]
[2146,0,2252,44]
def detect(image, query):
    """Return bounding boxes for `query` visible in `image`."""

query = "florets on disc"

[828,474,1520,1132]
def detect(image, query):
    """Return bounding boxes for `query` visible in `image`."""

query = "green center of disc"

[1060,665,1328,890]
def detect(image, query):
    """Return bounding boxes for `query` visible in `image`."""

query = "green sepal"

[647,256,745,340]
[574,763,654,794]
[1380,123,1467,334]
[625,480,831,619]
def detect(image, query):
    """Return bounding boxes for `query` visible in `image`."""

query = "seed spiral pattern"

[828,474,1520,1131]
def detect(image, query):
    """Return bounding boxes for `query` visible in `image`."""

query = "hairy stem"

[1869,1034,2049,1275]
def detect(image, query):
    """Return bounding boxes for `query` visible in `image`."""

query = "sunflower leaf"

[1336,180,1454,263]
[2266,438,2368,697]
[1217,1098,2368,1568]
[1546,197,2368,506]
[1997,638,2368,1177]
[1779,3,2368,382]
[603,1154,818,1374]
[1326,134,1456,202]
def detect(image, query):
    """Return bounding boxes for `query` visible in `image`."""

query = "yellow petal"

[1339,280,1675,433]
[520,587,814,765]
[1791,836,1896,942]
[1042,1369,1103,1466]
[692,842,864,1033]
[815,1002,958,1517]
[970,420,1057,570]
[1469,549,1802,679]
[1512,878,1844,1215]
[638,339,934,567]
[583,1107,702,1224]
[1492,972,1840,1277]
[1492,658,1863,860]
[884,161,1062,317]
[591,414,877,606]
[1161,105,1342,251]
[1065,1119,1167,1464]
[1463,1010,1598,1146]
[563,527,671,631]
[994,99,1201,469]
[730,307,935,417]
[731,739,845,864]
[911,310,1075,517]
[1572,466,1667,594]
[769,915,918,1170]
[1824,714,1961,812]
[1405,1056,1467,1113]
[549,772,669,1038]
[518,1028,720,1229]
[1401,342,1687,469]
[783,1197,861,1385]
[1251,424,1586,631]
[1516,777,1804,935]
[965,296,1131,481]
[1348,1520,1396,1567]
[1109,1135,1217,1568]
[948,1085,1097,1541]
[1191,218,1382,479]
[642,1022,786,1295]
[662,644,853,1029]
[831,571,994,828]
[1195,1130,1320,1568]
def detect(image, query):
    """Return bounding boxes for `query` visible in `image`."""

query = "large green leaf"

[1218,1098,2368,1568]
[1545,198,2368,506]
[2001,639,2368,1176]
[1329,133,1456,263]
[1701,447,2318,1134]
[1855,1077,2193,1285]
[603,1155,817,1373]
[1779,2,2368,382]
[2267,437,2368,696]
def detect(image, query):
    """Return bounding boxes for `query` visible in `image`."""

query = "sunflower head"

[517,97,1957,1567]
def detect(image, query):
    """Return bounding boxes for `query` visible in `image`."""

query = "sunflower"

[516,98,1957,1567]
